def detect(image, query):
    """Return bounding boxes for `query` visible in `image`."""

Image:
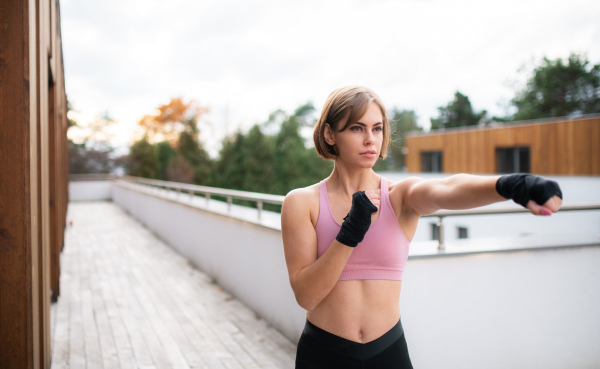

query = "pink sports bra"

[315,176,410,281]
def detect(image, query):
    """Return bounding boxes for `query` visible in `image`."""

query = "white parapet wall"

[110,181,307,345]
[74,179,600,369]
[69,179,113,201]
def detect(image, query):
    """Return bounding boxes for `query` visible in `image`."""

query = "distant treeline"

[69,53,600,197]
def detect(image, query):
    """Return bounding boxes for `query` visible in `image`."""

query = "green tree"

[273,115,311,194]
[127,136,159,178]
[293,101,317,127]
[67,109,117,174]
[213,131,247,190]
[213,103,331,197]
[165,155,194,184]
[69,141,115,174]
[178,129,213,186]
[243,125,276,193]
[156,141,177,180]
[430,91,487,130]
[511,53,600,120]
[134,97,214,185]
[381,108,422,171]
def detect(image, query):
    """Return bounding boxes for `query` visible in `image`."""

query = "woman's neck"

[327,162,380,196]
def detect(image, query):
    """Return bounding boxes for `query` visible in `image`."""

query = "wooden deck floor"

[50,202,296,369]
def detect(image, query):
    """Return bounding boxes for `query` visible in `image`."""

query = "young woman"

[281,86,562,368]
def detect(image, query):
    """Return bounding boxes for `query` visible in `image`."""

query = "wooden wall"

[0,0,69,368]
[405,117,600,175]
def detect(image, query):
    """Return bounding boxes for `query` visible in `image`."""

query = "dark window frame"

[496,146,531,173]
[421,151,443,173]
[431,222,440,241]
[457,226,468,239]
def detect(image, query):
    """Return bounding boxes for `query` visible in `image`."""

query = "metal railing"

[118,176,285,221]
[117,175,600,248]
[425,204,600,250]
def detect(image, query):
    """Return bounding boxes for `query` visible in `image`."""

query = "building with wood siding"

[405,115,600,175]
[1,0,69,368]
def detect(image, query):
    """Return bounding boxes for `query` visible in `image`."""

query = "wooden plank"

[90,277,120,369]
[68,245,86,369]
[50,267,70,366]
[35,0,53,365]
[52,202,298,369]
[590,119,600,175]
[545,122,559,174]
[122,223,229,369]
[100,274,138,369]
[0,0,37,367]
[574,120,591,174]
[81,290,103,369]
[531,123,543,174]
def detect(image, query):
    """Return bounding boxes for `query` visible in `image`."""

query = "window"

[496,147,530,173]
[431,222,440,241]
[457,226,468,239]
[421,151,443,172]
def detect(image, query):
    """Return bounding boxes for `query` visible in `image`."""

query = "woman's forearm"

[432,174,504,210]
[291,241,353,311]
[407,174,505,215]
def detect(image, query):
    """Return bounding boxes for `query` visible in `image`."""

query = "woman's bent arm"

[281,189,353,311]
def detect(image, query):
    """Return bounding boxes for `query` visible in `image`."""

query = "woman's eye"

[374,127,383,132]
[351,126,362,131]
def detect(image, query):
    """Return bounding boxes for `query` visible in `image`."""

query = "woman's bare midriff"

[306,279,402,343]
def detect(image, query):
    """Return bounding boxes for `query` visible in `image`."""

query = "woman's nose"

[364,130,374,144]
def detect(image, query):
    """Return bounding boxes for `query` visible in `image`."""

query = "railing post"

[257,201,263,221]
[437,216,445,251]
[205,193,210,207]
[227,196,232,212]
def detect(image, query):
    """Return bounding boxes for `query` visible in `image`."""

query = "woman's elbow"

[292,287,319,311]
[296,297,317,312]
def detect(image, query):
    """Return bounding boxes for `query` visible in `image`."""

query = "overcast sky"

[61,0,600,156]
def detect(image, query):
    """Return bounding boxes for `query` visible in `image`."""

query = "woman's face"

[327,101,384,167]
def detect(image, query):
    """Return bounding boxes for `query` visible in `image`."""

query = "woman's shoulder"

[384,175,425,192]
[384,175,427,204]
[283,182,321,209]
[282,182,322,226]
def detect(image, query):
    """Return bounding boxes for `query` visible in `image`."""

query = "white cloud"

[61,0,600,155]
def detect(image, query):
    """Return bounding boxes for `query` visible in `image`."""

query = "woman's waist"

[306,280,401,343]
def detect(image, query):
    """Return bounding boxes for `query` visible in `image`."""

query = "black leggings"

[295,320,413,369]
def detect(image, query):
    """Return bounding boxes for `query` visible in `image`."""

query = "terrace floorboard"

[50,201,296,369]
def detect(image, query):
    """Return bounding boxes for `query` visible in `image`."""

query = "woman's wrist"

[335,191,377,247]
[496,174,563,208]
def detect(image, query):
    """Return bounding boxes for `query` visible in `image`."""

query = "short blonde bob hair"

[313,86,390,160]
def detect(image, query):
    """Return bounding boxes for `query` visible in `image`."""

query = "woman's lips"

[360,151,377,158]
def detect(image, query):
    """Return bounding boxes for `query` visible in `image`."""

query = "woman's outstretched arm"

[403,173,562,217]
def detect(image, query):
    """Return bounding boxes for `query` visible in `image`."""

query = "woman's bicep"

[281,193,318,284]
[399,176,442,216]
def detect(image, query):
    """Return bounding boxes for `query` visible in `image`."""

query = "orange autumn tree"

[138,97,208,144]
[130,97,213,185]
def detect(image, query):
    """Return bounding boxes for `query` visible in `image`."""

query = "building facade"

[405,116,600,175]
[0,0,69,368]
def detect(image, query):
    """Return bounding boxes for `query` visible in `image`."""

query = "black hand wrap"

[336,191,378,247]
[496,174,563,208]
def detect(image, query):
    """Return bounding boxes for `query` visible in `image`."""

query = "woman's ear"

[324,123,335,146]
